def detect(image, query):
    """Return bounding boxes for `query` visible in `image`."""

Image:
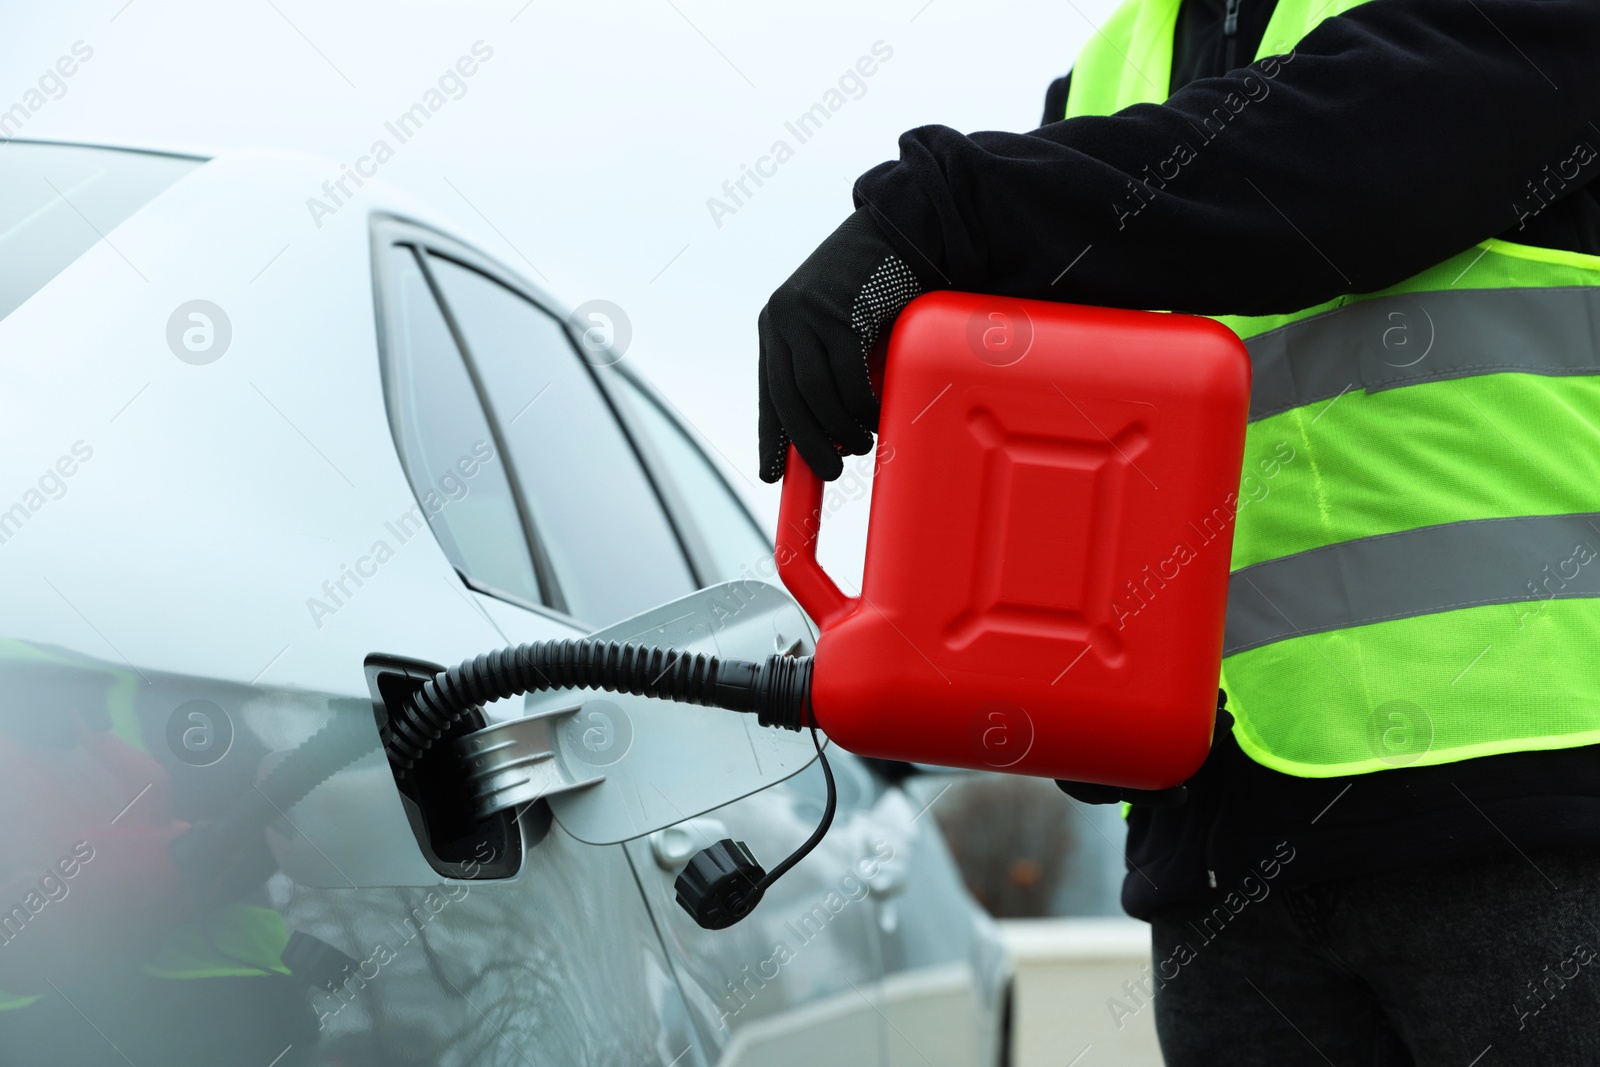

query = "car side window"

[606,373,773,585]
[424,254,696,627]
[378,244,543,605]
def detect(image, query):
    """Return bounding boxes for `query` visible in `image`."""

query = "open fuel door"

[449,580,821,845]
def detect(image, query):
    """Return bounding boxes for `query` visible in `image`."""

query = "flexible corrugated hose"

[383,638,813,770]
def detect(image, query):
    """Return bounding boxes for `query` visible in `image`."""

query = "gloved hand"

[1054,690,1228,807]
[1054,780,1189,807]
[758,207,923,482]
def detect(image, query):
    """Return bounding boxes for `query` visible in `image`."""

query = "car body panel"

[0,143,1006,1066]
[865,785,1010,1067]
[623,749,891,1066]
[512,582,822,847]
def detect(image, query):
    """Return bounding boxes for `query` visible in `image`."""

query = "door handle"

[865,850,908,898]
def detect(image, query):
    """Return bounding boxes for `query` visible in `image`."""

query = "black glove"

[1054,780,1189,807]
[758,207,923,482]
[1053,690,1227,808]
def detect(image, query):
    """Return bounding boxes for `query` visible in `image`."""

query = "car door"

[594,372,897,1067]
[852,768,1010,1067]
[354,222,838,1067]
[395,226,893,1067]
[603,373,1010,1067]
[0,149,710,1065]
[284,227,710,1067]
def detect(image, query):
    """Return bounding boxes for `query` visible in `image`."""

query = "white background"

[2,0,1118,585]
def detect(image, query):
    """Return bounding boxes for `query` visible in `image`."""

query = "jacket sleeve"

[853,0,1600,316]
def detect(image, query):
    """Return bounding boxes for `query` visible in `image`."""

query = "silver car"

[0,140,1009,1066]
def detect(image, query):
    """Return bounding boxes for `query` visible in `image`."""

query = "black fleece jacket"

[852,0,1600,919]
[856,0,1600,311]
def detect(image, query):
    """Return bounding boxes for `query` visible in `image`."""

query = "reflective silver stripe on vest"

[1224,513,1600,655]
[1246,286,1600,422]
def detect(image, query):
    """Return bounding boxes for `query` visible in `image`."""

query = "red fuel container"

[777,291,1251,787]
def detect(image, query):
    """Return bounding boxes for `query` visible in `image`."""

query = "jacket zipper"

[1204,798,1222,889]
[1203,688,1230,889]
[1223,0,1242,71]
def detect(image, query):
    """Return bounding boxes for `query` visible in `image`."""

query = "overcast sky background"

[3,0,1118,588]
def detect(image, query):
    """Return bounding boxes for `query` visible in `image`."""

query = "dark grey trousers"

[1149,848,1600,1066]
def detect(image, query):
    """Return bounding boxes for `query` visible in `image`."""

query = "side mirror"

[455,581,820,845]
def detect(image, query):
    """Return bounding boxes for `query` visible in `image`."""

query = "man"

[756,0,1600,1062]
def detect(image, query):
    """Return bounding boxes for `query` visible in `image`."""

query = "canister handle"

[776,443,856,627]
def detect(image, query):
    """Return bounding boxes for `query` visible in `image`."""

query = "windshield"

[0,141,203,321]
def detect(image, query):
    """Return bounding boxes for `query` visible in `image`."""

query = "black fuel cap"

[674,838,767,930]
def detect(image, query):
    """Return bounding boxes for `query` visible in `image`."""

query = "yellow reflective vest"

[1066,0,1600,776]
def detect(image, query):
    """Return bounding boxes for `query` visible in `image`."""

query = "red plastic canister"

[777,291,1251,787]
